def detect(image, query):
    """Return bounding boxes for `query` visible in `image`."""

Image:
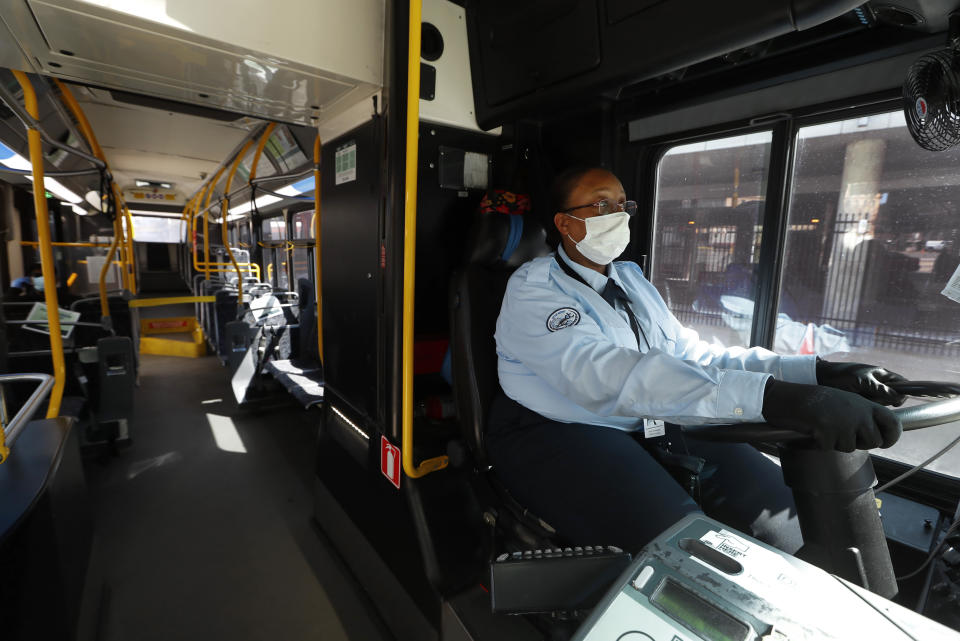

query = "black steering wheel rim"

[682,380,960,444]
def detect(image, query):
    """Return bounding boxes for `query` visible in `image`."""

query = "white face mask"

[566,211,631,265]
[32,276,44,291]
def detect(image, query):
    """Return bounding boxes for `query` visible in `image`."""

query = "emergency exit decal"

[381,436,401,489]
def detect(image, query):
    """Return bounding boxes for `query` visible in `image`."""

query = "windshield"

[653,113,960,478]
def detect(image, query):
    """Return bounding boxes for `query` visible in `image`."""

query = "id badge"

[643,419,666,439]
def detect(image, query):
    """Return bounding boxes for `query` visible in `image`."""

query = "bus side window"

[651,131,773,348]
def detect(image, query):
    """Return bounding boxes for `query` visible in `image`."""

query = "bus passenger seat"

[448,191,561,547]
[449,190,547,467]
[263,278,323,408]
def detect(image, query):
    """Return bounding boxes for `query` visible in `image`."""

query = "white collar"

[557,245,623,294]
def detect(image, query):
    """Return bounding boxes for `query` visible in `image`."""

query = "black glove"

[762,379,902,452]
[816,360,907,407]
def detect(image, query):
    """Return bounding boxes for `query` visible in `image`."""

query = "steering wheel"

[683,381,960,444]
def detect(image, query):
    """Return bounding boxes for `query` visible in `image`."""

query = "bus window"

[261,216,288,289]
[130,215,182,243]
[778,110,960,474]
[290,210,313,284]
[651,131,773,347]
[238,220,251,248]
[264,126,308,173]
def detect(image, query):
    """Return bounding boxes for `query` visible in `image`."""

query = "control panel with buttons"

[571,514,960,641]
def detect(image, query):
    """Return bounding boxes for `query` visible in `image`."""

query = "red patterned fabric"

[479,189,531,216]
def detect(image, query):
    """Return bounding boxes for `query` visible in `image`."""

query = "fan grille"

[903,50,960,151]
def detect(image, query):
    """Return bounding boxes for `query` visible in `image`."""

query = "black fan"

[903,28,960,151]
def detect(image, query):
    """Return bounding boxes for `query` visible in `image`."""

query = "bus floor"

[80,353,390,641]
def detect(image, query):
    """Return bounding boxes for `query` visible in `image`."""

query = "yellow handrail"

[401,0,448,479]
[12,70,65,419]
[20,241,113,248]
[99,216,122,317]
[221,138,256,305]
[189,122,278,286]
[111,184,134,292]
[202,166,226,281]
[55,80,132,308]
[191,187,208,273]
[313,133,323,364]
[122,201,137,292]
[249,122,276,182]
[54,80,104,158]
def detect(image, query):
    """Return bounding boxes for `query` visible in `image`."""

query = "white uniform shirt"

[494,246,817,430]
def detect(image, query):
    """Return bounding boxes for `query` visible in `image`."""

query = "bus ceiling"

[0,0,384,128]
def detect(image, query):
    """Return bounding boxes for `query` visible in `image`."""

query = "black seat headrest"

[467,190,547,268]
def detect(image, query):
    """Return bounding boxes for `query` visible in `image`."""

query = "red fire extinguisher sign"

[381,436,401,489]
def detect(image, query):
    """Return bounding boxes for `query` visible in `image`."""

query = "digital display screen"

[651,577,750,641]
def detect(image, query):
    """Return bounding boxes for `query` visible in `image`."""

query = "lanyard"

[553,255,650,350]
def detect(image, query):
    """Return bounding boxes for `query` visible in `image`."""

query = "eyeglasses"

[560,199,637,217]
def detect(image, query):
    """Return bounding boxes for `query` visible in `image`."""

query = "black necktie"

[554,255,650,350]
[600,278,649,350]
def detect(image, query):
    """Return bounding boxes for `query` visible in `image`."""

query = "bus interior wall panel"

[414,122,501,338]
[0,13,31,71]
[383,0,407,445]
[464,0,865,129]
[314,406,441,639]
[0,418,95,641]
[321,118,382,424]
[405,464,487,597]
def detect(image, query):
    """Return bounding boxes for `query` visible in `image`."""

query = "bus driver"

[487,166,905,554]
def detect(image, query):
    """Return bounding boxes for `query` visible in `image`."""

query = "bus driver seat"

[448,190,556,545]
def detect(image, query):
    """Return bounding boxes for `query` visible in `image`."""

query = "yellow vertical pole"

[401,1,447,478]
[221,139,255,305]
[313,133,323,364]
[114,210,129,291]
[203,167,225,281]
[12,70,65,418]
[112,184,134,292]
[192,185,209,273]
[249,123,276,291]
[123,203,137,292]
[99,216,122,318]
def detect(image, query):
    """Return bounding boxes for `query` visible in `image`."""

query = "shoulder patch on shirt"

[546,307,580,332]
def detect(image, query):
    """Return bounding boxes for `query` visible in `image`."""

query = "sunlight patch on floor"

[207,413,247,453]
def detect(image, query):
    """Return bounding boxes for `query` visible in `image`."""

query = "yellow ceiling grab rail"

[401,0,448,479]
[11,70,66,419]
[55,79,134,312]
[221,137,256,306]
[249,122,276,183]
